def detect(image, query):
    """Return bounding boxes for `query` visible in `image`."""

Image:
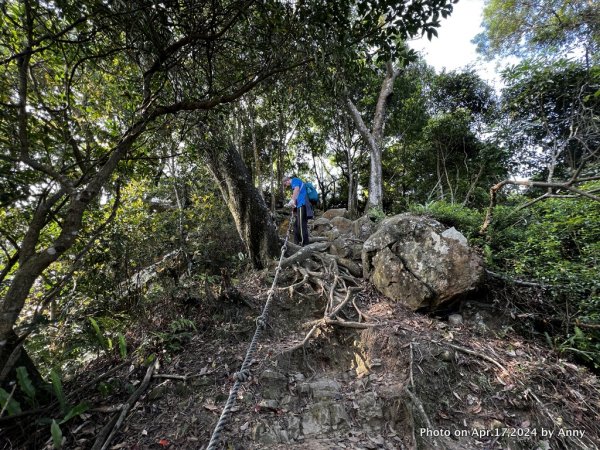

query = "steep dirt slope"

[17,265,596,450]
[3,209,599,450]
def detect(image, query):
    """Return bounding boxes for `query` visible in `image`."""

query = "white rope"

[205,211,295,450]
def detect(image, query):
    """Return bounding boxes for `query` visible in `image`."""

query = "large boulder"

[362,213,484,310]
[312,217,333,235]
[322,208,349,220]
[330,216,353,235]
[352,215,378,241]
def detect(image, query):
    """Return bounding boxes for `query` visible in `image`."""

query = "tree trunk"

[248,101,262,197]
[0,123,145,377]
[269,148,276,211]
[347,152,357,216]
[0,329,45,391]
[204,144,280,269]
[345,61,400,213]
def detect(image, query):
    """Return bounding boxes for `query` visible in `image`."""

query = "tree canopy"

[475,0,600,62]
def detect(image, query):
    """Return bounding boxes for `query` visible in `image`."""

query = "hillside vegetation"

[0,0,598,448]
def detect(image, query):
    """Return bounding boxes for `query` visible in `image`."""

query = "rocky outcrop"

[321,208,349,220]
[362,214,484,310]
[310,210,484,311]
[370,247,433,310]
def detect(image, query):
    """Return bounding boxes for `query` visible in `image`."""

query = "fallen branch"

[440,342,508,374]
[405,388,439,448]
[89,405,124,414]
[574,321,600,330]
[152,370,215,381]
[485,269,552,288]
[480,178,600,234]
[0,384,16,418]
[0,406,50,424]
[91,360,158,450]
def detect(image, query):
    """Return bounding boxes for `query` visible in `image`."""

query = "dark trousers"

[294,205,309,246]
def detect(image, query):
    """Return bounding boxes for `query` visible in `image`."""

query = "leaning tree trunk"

[0,123,146,385]
[204,144,280,269]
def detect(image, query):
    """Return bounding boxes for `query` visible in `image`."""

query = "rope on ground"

[205,210,295,450]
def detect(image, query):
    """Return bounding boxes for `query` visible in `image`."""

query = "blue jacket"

[290,177,307,207]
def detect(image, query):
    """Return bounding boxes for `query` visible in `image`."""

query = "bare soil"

[3,265,600,450]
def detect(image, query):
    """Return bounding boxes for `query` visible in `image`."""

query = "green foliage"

[94,376,137,404]
[386,69,506,210]
[492,193,600,286]
[170,318,197,334]
[151,318,197,354]
[366,207,386,222]
[118,333,127,359]
[49,368,89,422]
[500,59,600,180]
[430,69,497,119]
[51,420,62,449]
[487,188,600,366]
[88,317,110,352]
[0,387,22,415]
[50,369,66,413]
[60,402,89,424]
[475,0,599,61]
[409,201,484,241]
[16,366,36,405]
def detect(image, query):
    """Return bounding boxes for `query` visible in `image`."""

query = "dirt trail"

[71,268,600,450]
[5,253,599,450]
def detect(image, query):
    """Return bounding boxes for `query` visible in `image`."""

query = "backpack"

[305,182,319,203]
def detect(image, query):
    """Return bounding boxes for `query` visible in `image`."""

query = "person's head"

[282,176,291,187]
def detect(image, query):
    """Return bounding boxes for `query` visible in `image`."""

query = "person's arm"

[291,187,300,206]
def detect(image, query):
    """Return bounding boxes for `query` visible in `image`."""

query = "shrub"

[487,186,600,367]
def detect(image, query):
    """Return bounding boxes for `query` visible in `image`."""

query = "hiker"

[283,176,312,246]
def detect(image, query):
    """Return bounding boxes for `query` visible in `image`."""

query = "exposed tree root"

[406,342,439,448]
[286,323,322,353]
[277,249,380,356]
[353,298,373,323]
[281,242,330,268]
[436,341,509,374]
[404,388,439,448]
